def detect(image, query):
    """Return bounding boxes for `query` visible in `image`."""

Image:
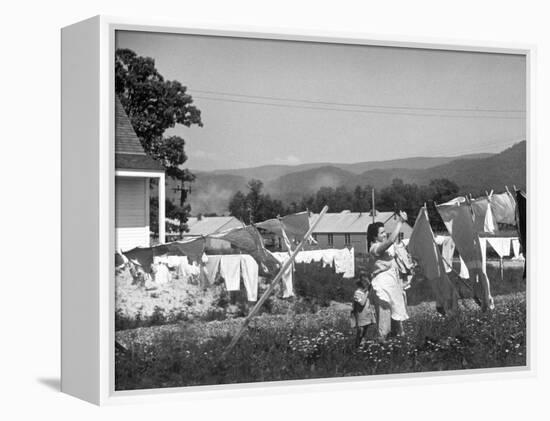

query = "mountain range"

[167,141,526,215]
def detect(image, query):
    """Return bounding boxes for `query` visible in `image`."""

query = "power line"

[192,95,525,120]
[189,88,525,114]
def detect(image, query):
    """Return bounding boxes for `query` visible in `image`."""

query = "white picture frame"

[61,15,534,406]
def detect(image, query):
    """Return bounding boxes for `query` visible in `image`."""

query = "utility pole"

[371,188,376,224]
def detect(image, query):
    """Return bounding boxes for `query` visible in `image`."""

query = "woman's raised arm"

[372,211,407,255]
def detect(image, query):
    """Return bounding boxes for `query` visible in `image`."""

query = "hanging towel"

[487,237,511,258]
[219,255,241,291]
[408,208,458,314]
[441,236,455,273]
[490,192,516,225]
[240,255,259,301]
[204,255,222,285]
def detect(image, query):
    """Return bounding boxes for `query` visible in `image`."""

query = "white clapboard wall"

[115,176,149,251]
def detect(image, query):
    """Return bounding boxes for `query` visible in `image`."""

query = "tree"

[428,178,460,203]
[115,48,203,230]
[228,191,248,222]
[228,179,289,223]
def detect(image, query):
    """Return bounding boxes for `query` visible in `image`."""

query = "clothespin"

[505,185,511,195]
[513,184,517,191]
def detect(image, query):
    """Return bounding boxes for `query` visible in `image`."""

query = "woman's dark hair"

[366,222,385,250]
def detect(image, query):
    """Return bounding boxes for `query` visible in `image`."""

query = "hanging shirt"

[219,255,241,291]
[240,255,259,301]
[490,192,516,225]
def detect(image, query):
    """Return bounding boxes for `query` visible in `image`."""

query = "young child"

[350,272,376,347]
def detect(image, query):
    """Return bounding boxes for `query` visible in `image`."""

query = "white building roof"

[185,216,244,235]
[309,210,413,237]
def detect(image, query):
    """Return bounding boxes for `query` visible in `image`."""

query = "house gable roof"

[115,96,164,171]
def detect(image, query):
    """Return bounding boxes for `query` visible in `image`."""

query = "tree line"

[228,177,461,231]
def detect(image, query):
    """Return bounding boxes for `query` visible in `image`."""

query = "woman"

[366,211,409,340]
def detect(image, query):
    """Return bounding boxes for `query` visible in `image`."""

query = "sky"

[116,31,526,172]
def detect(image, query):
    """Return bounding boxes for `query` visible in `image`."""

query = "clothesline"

[407,187,525,312]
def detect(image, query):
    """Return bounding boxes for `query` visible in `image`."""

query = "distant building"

[309,210,413,254]
[115,97,165,252]
[183,216,245,249]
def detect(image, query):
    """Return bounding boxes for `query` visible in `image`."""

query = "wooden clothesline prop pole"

[221,205,329,358]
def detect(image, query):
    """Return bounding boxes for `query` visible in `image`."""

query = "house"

[184,216,245,249]
[309,210,413,254]
[115,97,166,252]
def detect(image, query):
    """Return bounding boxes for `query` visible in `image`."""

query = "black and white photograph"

[113,30,527,391]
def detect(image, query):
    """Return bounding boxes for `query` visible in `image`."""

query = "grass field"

[115,289,526,390]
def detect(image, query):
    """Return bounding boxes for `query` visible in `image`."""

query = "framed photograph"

[61,16,531,405]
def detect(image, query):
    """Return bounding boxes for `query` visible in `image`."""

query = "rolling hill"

[178,142,524,214]
[204,152,493,182]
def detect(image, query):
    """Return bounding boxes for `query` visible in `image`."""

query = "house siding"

[314,233,367,253]
[115,177,149,251]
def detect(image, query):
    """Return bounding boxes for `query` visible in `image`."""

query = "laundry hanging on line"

[511,238,524,260]
[293,248,355,278]
[203,254,260,301]
[471,198,498,234]
[270,252,294,298]
[436,200,493,310]
[490,191,516,225]
[408,207,458,314]
[515,189,527,258]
